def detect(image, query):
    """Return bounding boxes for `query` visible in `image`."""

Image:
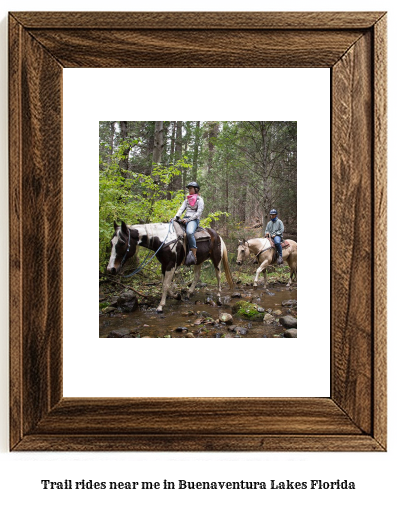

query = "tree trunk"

[192,121,200,181]
[173,121,183,190]
[152,121,164,182]
[208,121,219,173]
[109,121,115,158]
[118,121,130,175]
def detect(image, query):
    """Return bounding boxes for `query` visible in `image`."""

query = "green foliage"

[200,211,229,228]
[99,151,185,271]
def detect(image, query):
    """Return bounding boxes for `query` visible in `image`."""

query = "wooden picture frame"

[9,11,387,451]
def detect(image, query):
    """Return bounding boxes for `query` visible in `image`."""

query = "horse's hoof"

[156,307,163,313]
[253,283,258,288]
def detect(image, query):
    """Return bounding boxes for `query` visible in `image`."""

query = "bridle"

[118,221,174,278]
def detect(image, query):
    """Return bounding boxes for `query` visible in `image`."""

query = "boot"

[277,255,283,265]
[191,248,197,264]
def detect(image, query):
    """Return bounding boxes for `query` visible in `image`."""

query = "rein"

[121,220,174,278]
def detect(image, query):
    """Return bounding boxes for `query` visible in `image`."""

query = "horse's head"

[107,221,138,275]
[236,239,250,265]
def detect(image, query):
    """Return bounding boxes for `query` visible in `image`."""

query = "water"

[99,283,297,338]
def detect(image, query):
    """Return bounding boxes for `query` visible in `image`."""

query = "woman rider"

[174,181,204,264]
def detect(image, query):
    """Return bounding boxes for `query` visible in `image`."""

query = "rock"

[228,325,237,331]
[219,313,233,325]
[103,306,117,314]
[117,291,136,304]
[117,291,138,313]
[196,282,207,288]
[257,306,265,313]
[279,316,298,328]
[231,292,241,298]
[181,310,195,316]
[175,327,188,332]
[121,300,138,313]
[200,311,212,318]
[186,333,195,338]
[194,318,205,325]
[107,328,130,338]
[273,310,282,316]
[284,328,297,338]
[263,313,275,324]
[282,299,297,307]
[234,326,248,336]
[231,301,263,321]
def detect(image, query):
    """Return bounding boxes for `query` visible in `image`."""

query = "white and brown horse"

[236,237,297,288]
[107,221,234,312]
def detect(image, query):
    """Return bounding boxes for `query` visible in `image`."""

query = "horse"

[236,237,297,288]
[107,220,234,312]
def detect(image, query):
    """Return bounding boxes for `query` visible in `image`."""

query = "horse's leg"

[214,264,222,299]
[188,264,202,298]
[285,248,297,287]
[262,267,268,288]
[167,282,181,300]
[157,266,176,312]
[253,257,269,287]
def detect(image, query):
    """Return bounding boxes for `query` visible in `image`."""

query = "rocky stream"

[99,282,297,339]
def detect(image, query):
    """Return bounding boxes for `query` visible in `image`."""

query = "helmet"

[270,209,278,215]
[186,181,200,191]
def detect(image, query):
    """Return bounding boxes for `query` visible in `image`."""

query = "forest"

[99,121,297,338]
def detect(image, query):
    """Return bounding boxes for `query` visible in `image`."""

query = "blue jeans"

[186,219,199,249]
[273,235,283,257]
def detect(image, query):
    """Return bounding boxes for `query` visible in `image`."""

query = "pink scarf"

[187,194,198,207]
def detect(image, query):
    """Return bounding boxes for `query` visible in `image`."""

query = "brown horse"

[107,221,234,312]
[236,237,297,288]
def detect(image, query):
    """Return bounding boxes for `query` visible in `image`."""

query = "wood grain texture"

[14,435,383,452]
[9,15,64,447]
[332,32,373,434]
[9,11,387,452]
[12,11,385,29]
[32,398,362,435]
[373,15,387,449]
[27,29,363,68]
[9,15,23,450]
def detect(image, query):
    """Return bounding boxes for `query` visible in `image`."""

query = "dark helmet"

[186,181,200,191]
[270,208,278,215]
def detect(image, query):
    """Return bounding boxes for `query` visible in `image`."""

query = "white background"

[63,67,330,397]
[0,1,395,507]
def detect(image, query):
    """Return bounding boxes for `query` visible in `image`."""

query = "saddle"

[253,238,290,264]
[269,238,290,250]
[173,220,211,243]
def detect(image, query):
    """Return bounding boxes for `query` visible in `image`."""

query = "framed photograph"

[9,11,387,451]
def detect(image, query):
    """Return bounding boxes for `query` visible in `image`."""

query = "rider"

[265,208,285,265]
[174,182,204,264]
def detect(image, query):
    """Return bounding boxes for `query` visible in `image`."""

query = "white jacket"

[176,196,204,223]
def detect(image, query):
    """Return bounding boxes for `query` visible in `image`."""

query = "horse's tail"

[220,237,234,289]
